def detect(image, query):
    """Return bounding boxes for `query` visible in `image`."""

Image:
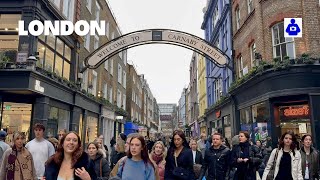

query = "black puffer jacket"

[199,145,231,180]
[231,141,262,180]
[92,153,110,180]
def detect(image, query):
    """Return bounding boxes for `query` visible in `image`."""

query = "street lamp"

[26,55,37,70]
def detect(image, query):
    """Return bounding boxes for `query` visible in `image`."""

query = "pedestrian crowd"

[0,123,319,180]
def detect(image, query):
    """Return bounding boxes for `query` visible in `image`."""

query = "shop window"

[0,14,20,52]
[63,61,70,80]
[86,116,98,144]
[272,22,295,60]
[240,107,251,132]
[45,48,54,72]
[0,102,32,144]
[55,55,63,76]
[278,104,311,139]
[37,42,45,68]
[65,45,71,61]
[251,102,270,145]
[47,32,56,49]
[48,107,70,138]
[223,115,231,144]
[56,38,64,55]
[79,113,83,140]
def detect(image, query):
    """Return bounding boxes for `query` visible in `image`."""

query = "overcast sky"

[107,0,207,104]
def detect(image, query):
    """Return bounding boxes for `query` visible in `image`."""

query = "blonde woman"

[0,132,37,180]
[149,141,166,180]
[110,139,126,169]
[94,138,107,159]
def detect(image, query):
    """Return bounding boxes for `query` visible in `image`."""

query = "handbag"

[172,153,190,180]
[266,149,279,180]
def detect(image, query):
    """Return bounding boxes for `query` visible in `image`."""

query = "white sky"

[107,0,207,103]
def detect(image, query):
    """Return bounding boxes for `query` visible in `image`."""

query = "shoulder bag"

[266,149,279,180]
[172,152,190,180]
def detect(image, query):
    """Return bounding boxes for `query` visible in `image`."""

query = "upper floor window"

[238,56,244,78]
[212,6,219,29]
[272,22,295,60]
[236,7,240,30]
[95,1,100,22]
[250,43,257,67]
[86,0,92,13]
[247,0,253,14]
[50,0,61,10]
[63,0,75,22]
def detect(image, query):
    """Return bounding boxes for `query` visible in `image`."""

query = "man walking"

[199,133,231,180]
[26,123,55,179]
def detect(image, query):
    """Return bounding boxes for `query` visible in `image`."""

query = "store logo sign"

[18,20,106,36]
[283,105,309,117]
[35,80,44,93]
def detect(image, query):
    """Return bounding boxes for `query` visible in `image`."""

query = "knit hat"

[119,133,127,141]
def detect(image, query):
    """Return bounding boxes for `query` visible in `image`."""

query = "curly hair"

[46,131,83,168]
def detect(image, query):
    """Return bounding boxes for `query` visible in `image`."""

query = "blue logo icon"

[284,18,302,38]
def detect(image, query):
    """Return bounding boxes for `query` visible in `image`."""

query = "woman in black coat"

[87,142,110,179]
[44,132,97,180]
[164,130,195,180]
[230,131,262,180]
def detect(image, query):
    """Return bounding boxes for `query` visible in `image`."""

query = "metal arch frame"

[81,29,233,73]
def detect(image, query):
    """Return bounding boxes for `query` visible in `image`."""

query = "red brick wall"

[232,0,320,78]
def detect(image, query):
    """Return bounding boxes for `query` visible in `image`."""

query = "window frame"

[238,56,244,78]
[250,43,257,67]
[235,7,240,30]
[247,0,253,14]
[271,22,295,60]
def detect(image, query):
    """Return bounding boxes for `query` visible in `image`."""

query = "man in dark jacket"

[199,133,230,180]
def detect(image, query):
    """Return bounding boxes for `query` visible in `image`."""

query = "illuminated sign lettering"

[284,105,309,117]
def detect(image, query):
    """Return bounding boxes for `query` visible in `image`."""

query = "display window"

[86,116,98,143]
[278,104,311,140]
[47,106,70,138]
[0,102,32,144]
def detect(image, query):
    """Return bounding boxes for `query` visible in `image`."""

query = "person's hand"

[237,158,243,163]
[243,158,249,163]
[41,177,46,180]
[75,167,91,180]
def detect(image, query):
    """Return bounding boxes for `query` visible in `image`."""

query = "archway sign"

[81,29,231,72]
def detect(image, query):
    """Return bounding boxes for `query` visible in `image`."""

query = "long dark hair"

[169,130,189,154]
[278,131,297,155]
[127,134,154,169]
[46,131,83,167]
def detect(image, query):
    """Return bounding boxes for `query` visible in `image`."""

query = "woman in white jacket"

[262,131,303,180]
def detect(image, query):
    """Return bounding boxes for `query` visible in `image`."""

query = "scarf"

[151,152,164,165]
[6,146,34,180]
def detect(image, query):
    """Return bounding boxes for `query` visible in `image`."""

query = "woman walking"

[149,141,166,180]
[262,131,303,180]
[87,142,110,179]
[115,134,155,180]
[44,131,97,180]
[230,131,262,180]
[164,130,195,180]
[299,134,319,180]
[0,132,37,180]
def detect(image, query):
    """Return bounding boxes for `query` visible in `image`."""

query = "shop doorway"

[277,104,311,140]
[0,102,32,144]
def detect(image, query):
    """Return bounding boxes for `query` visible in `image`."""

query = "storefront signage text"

[283,105,309,117]
[85,29,227,68]
[18,20,105,36]
[35,80,44,93]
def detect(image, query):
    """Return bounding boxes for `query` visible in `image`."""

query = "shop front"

[232,65,320,148]
[205,100,234,144]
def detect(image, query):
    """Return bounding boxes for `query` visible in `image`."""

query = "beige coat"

[262,148,303,180]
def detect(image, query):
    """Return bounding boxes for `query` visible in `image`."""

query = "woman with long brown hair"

[164,129,195,180]
[43,131,97,180]
[262,131,303,180]
[115,134,155,180]
[0,131,37,180]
